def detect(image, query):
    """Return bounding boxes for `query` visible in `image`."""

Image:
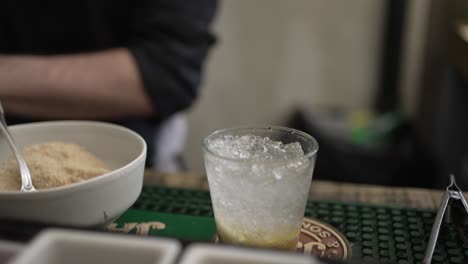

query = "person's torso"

[0,0,133,54]
[0,0,160,166]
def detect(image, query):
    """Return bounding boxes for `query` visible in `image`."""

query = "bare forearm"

[0,49,154,119]
[1,97,145,119]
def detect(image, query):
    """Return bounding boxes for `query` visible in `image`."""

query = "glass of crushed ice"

[202,126,319,250]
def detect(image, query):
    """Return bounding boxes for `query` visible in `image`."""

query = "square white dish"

[179,243,323,264]
[9,229,180,264]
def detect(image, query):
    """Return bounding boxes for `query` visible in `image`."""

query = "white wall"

[183,0,385,173]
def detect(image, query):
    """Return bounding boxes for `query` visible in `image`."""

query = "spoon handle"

[0,102,36,192]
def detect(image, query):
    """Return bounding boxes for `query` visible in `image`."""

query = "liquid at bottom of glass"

[216,221,300,251]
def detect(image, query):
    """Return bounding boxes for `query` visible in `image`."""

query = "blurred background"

[182,0,468,190]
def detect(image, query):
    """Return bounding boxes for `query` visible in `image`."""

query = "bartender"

[0,0,218,170]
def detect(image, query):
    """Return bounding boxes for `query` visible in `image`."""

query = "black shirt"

[0,0,218,166]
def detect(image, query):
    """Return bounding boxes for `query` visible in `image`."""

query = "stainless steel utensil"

[0,102,36,192]
[423,174,468,263]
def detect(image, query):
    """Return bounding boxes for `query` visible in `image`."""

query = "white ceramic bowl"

[0,121,147,227]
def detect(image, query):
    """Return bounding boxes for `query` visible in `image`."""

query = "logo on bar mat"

[106,221,166,235]
[297,218,351,261]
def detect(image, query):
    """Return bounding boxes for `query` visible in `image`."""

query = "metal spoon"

[0,102,36,192]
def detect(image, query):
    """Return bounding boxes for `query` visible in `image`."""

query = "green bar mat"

[130,185,468,264]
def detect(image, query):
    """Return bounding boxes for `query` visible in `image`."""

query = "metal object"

[423,175,468,264]
[0,101,35,192]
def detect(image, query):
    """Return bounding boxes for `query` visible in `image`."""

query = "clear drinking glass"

[202,126,319,250]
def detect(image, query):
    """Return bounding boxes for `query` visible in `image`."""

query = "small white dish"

[179,243,323,264]
[9,229,181,264]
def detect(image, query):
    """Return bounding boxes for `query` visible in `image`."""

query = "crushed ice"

[207,134,305,161]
